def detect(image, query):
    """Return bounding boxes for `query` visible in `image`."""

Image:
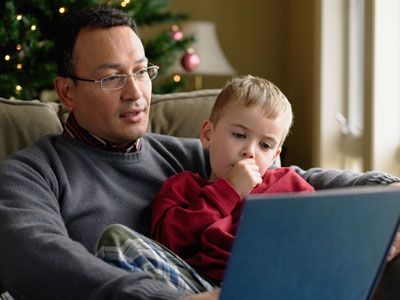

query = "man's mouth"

[119,109,145,123]
[118,98,148,124]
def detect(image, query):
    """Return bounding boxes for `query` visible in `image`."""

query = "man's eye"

[136,68,148,76]
[102,75,120,83]
[260,142,272,150]
[232,132,246,139]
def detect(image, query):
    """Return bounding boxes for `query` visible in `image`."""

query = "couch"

[0,89,399,299]
[0,89,220,160]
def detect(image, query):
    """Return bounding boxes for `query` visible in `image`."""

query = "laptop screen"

[220,187,400,300]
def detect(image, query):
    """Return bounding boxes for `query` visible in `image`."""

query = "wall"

[285,0,316,168]
[167,0,316,169]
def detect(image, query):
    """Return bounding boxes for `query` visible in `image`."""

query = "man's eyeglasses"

[68,65,159,90]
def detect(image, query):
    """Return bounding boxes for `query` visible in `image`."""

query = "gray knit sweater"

[0,133,398,300]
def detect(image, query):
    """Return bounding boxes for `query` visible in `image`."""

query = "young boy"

[95,75,314,294]
[150,75,314,283]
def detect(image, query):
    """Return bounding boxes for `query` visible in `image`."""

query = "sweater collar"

[63,112,140,153]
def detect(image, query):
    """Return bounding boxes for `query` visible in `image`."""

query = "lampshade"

[171,21,235,76]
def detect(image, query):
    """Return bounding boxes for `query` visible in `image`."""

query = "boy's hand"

[227,158,262,198]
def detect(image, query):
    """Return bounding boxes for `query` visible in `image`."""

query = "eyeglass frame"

[67,65,159,91]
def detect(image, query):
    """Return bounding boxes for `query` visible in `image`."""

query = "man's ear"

[54,76,75,111]
[200,120,214,149]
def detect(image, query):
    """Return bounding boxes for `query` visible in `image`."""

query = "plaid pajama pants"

[95,224,217,293]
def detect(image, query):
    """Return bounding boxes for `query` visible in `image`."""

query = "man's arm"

[0,158,184,300]
[291,166,400,190]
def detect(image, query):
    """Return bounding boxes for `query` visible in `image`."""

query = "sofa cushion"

[0,90,220,160]
[149,89,219,138]
[0,98,63,160]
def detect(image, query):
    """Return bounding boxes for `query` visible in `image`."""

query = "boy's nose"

[240,144,255,158]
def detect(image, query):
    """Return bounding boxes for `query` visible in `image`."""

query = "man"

[0,6,399,300]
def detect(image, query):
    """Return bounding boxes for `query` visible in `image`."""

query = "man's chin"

[124,126,147,141]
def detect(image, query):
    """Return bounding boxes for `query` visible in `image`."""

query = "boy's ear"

[273,147,282,161]
[200,120,214,149]
[54,76,75,111]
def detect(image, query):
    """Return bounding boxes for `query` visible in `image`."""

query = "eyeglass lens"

[101,66,158,90]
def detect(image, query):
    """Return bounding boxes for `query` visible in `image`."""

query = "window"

[316,0,400,176]
[366,0,400,175]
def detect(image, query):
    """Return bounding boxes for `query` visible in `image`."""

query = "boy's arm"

[151,172,241,250]
[151,172,241,278]
[290,166,400,189]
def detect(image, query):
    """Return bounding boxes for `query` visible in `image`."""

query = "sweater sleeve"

[290,166,400,190]
[0,157,185,300]
[151,172,241,281]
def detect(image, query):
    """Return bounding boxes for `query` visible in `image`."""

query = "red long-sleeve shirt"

[151,167,315,282]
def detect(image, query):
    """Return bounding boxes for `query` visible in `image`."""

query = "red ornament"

[172,30,183,41]
[181,49,200,72]
[171,25,184,41]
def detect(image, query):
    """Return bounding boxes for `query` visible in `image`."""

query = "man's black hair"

[55,5,138,77]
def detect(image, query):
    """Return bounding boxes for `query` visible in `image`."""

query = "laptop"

[220,186,400,300]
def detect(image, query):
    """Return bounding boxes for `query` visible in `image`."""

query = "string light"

[59,7,66,14]
[120,0,131,7]
[31,25,37,31]
[4,55,11,61]
[17,63,23,70]
[16,85,22,92]
[16,44,22,51]
[173,75,181,82]
[16,15,22,21]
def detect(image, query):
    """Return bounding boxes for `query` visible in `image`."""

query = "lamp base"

[194,75,203,90]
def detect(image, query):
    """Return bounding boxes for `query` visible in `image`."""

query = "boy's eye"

[260,142,272,150]
[232,132,246,139]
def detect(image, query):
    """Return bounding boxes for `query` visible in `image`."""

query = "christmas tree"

[0,0,195,100]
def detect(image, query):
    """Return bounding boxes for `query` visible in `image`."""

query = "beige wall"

[168,0,316,168]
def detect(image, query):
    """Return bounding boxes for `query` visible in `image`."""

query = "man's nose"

[240,143,256,158]
[121,75,143,101]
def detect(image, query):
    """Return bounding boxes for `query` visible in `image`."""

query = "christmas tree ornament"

[171,25,183,41]
[181,48,200,72]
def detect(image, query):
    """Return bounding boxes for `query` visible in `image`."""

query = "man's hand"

[388,182,400,188]
[387,231,400,261]
[386,182,400,261]
[227,158,262,198]
[183,289,220,300]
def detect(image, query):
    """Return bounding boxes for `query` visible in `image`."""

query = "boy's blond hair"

[209,75,293,145]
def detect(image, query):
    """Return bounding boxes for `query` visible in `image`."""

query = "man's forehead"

[73,26,145,70]
[75,25,140,46]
